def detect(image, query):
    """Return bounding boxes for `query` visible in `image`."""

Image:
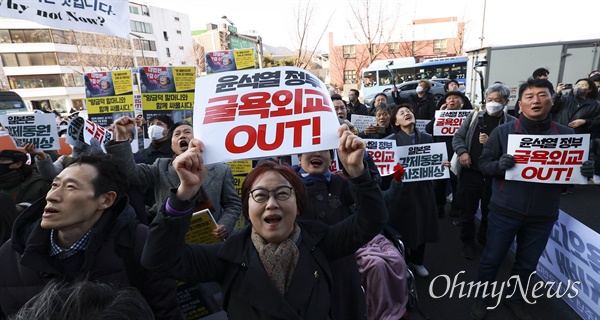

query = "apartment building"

[0,1,194,113]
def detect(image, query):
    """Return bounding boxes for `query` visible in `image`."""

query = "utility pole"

[479,0,487,48]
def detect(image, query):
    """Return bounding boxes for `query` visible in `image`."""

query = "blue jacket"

[478,115,574,221]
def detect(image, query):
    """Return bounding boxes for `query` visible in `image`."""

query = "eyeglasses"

[250,186,294,203]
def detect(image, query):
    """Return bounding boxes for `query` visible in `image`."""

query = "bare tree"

[71,32,136,71]
[192,40,206,75]
[292,0,333,69]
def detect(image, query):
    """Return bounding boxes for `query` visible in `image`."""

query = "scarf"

[0,169,24,191]
[295,166,332,185]
[251,223,301,296]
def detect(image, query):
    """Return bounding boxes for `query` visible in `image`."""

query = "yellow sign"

[141,92,195,111]
[184,210,221,244]
[233,48,255,70]
[173,67,196,92]
[86,95,134,114]
[112,69,133,95]
[226,160,253,175]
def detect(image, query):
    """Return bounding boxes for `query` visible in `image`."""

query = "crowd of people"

[0,67,598,320]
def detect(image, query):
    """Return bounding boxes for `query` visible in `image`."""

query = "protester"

[471,78,595,320]
[436,79,473,110]
[106,118,241,238]
[0,192,18,245]
[9,280,155,320]
[385,104,439,278]
[0,150,50,213]
[141,125,387,320]
[134,115,175,165]
[0,154,182,320]
[347,89,369,116]
[359,105,395,139]
[452,83,517,259]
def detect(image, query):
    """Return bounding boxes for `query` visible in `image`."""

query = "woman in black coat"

[384,104,439,278]
[142,126,387,320]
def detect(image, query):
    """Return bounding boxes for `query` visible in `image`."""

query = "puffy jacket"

[478,115,574,221]
[552,95,600,134]
[0,197,182,320]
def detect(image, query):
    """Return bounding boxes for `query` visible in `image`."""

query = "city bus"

[361,56,468,97]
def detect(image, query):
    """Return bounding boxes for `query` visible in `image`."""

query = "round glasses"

[250,186,294,203]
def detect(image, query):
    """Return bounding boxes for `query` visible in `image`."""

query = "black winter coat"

[552,95,600,134]
[0,197,182,320]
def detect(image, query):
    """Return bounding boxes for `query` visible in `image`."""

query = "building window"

[179,46,184,50]
[1,52,57,66]
[370,44,377,54]
[136,39,156,51]
[141,5,150,16]
[389,42,400,53]
[130,21,153,34]
[433,39,447,53]
[166,48,171,57]
[344,70,356,84]
[181,61,186,65]
[343,45,356,59]
[129,5,139,15]
[176,30,182,34]
[51,29,76,44]
[174,17,180,21]
[163,31,169,41]
[8,74,63,89]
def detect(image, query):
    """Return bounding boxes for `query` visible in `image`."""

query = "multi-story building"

[0,1,194,114]
[328,17,465,95]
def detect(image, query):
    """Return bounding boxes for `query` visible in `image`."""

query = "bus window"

[378,70,392,85]
[363,71,376,87]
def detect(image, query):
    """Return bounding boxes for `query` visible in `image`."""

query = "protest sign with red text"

[194,66,341,165]
[433,110,472,136]
[0,113,59,150]
[505,134,590,184]
[364,139,398,176]
[397,142,449,182]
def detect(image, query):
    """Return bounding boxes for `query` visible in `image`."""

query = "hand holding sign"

[499,154,516,170]
[337,125,366,178]
[173,138,207,201]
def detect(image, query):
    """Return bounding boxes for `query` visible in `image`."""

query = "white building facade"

[0,1,194,114]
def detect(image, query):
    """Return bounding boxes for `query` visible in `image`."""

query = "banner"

[350,114,376,133]
[193,66,340,165]
[364,139,398,176]
[505,134,590,185]
[0,113,59,150]
[537,210,600,320]
[85,70,134,127]
[397,142,449,182]
[432,110,472,136]
[0,0,131,39]
[206,49,256,74]
[140,66,196,124]
[65,116,112,152]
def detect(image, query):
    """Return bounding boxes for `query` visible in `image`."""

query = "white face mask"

[415,86,424,94]
[485,102,504,115]
[148,125,165,140]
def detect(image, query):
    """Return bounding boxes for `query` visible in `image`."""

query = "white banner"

[0,0,131,39]
[537,210,600,320]
[415,119,429,133]
[193,66,341,165]
[350,114,376,133]
[505,134,590,185]
[397,142,449,182]
[0,113,59,150]
[364,139,398,176]
[433,110,472,136]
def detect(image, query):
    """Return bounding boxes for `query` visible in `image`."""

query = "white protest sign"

[351,114,376,133]
[397,142,449,182]
[0,113,59,150]
[537,210,600,320]
[433,110,472,136]
[83,119,112,152]
[0,0,131,39]
[364,139,398,176]
[415,119,429,133]
[65,116,86,148]
[505,134,590,185]
[194,66,341,165]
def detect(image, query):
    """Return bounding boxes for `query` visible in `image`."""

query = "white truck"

[465,39,600,111]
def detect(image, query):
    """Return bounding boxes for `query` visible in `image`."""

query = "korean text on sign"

[433,110,472,136]
[505,134,590,184]
[194,66,341,165]
[364,139,398,176]
[397,142,449,182]
[0,113,59,150]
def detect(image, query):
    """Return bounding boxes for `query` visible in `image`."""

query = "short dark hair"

[390,103,414,130]
[576,78,598,99]
[532,67,549,78]
[518,78,555,99]
[330,94,344,102]
[168,121,193,139]
[67,154,129,204]
[149,115,174,129]
[241,161,306,221]
[590,74,600,83]
[443,79,460,92]
[349,89,360,97]
[11,280,155,320]
[374,93,388,102]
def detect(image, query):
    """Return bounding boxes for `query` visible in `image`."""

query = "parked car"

[363,79,463,108]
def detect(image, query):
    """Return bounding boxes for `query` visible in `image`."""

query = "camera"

[563,83,572,89]
[375,126,386,134]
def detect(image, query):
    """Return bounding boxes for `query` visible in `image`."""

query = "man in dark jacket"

[347,89,369,117]
[0,154,182,320]
[0,150,50,213]
[392,79,437,120]
[471,78,594,320]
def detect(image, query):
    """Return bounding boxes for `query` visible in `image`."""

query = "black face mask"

[0,162,15,176]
